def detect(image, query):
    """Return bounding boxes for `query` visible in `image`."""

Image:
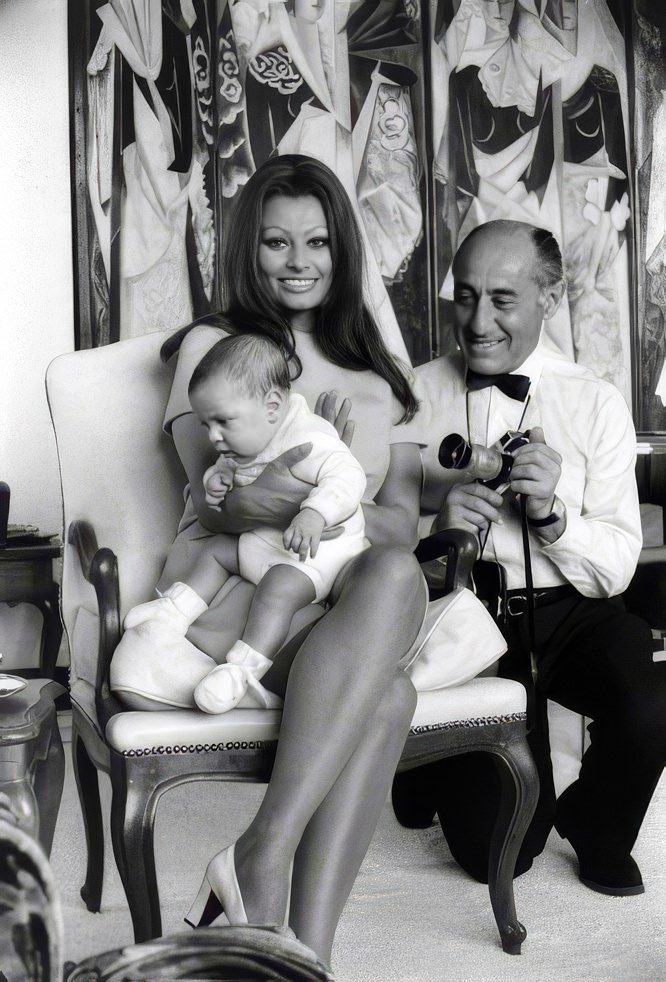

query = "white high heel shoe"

[184,844,247,928]
[185,843,293,928]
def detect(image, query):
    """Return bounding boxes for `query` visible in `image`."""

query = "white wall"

[0,0,74,666]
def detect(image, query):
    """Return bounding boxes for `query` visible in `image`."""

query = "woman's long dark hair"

[162,155,418,421]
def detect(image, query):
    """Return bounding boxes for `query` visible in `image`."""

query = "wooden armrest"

[68,520,124,729]
[414,528,479,594]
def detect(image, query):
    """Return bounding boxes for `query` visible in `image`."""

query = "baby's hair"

[188,334,292,400]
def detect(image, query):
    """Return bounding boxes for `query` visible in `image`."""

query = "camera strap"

[519,493,540,733]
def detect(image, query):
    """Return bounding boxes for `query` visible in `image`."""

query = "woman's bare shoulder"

[161,317,231,363]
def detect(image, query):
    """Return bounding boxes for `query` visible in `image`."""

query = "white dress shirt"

[410,337,642,596]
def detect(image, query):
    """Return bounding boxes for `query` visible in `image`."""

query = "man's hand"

[434,480,504,536]
[283,507,326,561]
[203,457,237,509]
[509,426,561,520]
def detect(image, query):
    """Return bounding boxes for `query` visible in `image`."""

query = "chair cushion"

[105,707,283,755]
[104,677,527,755]
[410,677,526,731]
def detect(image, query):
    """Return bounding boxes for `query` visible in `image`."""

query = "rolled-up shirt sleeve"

[542,384,642,597]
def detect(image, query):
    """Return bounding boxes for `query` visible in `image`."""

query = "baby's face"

[190,377,280,460]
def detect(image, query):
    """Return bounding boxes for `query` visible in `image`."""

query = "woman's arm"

[362,442,422,550]
[171,412,318,534]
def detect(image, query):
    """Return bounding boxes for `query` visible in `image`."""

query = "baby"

[123,333,368,714]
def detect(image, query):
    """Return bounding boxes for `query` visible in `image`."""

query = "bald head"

[451,221,565,375]
[453,221,565,291]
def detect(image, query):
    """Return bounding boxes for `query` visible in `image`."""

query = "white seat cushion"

[105,707,283,755]
[104,677,527,756]
[410,678,526,731]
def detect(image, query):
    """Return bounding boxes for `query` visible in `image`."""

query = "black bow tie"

[466,369,530,402]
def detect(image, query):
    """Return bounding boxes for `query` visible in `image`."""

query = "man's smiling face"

[452,225,557,374]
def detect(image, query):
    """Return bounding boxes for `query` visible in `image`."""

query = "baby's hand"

[283,507,326,561]
[203,458,237,509]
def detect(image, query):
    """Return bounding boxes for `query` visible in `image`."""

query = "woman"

[110,154,426,966]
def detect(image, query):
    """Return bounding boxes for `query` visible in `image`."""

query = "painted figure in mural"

[109,154,426,965]
[86,0,216,339]
[632,6,666,428]
[395,220,666,897]
[115,332,369,715]
[432,0,632,400]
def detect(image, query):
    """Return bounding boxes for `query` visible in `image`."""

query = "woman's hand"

[203,458,237,509]
[315,390,355,447]
[221,444,315,532]
[172,414,346,538]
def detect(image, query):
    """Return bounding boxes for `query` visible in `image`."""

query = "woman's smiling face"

[258,194,333,332]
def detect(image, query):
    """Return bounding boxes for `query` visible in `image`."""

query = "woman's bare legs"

[290,669,417,962]
[229,546,424,951]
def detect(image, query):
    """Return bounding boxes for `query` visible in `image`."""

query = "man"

[400,219,665,895]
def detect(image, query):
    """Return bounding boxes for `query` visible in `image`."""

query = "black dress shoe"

[554,793,645,897]
[577,855,645,897]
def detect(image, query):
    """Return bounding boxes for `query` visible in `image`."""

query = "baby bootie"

[123,582,208,632]
[194,640,283,714]
[110,583,215,709]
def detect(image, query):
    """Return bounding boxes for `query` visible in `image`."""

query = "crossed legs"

[228,546,424,961]
[114,542,425,963]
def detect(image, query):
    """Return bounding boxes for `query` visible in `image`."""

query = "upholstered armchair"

[46,331,538,954]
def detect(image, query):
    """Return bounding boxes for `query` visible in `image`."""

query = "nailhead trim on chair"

[120,714,528,754]
[410,712,526,734]
[122,740,278,757]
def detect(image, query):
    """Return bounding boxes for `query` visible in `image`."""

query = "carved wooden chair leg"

[110,755,163,943]
[487,736,540,955]
[72,722,105,912]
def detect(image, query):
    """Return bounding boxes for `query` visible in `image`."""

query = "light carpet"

[50,729,666,981]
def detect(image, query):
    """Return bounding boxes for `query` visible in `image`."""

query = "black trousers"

[399,593,666,883]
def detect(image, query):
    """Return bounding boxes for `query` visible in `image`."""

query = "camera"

[438,430,530,493]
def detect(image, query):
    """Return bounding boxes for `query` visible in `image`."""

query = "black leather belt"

[503,585,579,617]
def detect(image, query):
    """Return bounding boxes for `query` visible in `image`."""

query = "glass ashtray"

[0,675,27,697]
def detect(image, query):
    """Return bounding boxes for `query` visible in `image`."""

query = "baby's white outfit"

[213,393,368,601]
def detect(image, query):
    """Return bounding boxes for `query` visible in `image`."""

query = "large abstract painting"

[428,0,634,408]
[69,1,665,433]
[631,1,666,435]
[69,0,433,365]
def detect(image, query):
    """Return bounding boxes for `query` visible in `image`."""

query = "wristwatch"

[526,496,566,530]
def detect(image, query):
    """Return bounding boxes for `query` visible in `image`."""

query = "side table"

[0,678,66,857]
[0,537,63,678]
